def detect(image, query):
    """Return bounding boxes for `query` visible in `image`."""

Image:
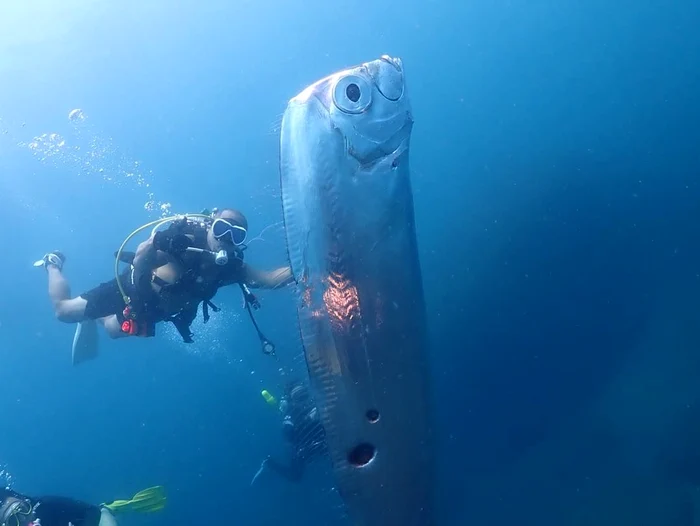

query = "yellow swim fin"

[102,486,167,514]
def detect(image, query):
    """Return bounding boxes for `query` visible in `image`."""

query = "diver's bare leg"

[99,315,129,339]
[47,266,88,322]
[47,265,70,304]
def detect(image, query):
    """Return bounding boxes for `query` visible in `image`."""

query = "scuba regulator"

[185,246,229,266]
[199,208,229,266]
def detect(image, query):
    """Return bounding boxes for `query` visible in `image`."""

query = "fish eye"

[346,83,361,102]
[333,74,371,114]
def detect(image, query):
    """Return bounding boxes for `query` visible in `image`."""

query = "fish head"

[293,55,413,167]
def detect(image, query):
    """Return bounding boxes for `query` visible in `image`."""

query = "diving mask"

[212,218,247,246]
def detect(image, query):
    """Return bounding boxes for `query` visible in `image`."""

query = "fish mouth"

[380,54,403,69]
[366,55,405,102]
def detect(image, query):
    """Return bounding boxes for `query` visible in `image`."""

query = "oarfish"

[279,55,434,526]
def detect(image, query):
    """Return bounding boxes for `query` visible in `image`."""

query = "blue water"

[2,1,700,524]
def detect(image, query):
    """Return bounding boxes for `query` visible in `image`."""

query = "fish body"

[279,55,434,526]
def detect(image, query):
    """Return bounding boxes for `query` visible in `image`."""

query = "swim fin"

[71,319,99,366]
[102,486,167,514]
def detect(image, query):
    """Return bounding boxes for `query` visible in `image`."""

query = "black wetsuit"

[0,489,101,526]
[78,219,245,341]
[267,399,327,482]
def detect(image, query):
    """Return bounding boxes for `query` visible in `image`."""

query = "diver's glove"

[153,230,191,254]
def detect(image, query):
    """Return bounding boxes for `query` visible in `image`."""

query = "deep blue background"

[2,1,700,524]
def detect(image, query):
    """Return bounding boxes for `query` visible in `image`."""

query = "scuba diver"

[251,380,328,485]
[36,207,293,363]
[0,485,165,526]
